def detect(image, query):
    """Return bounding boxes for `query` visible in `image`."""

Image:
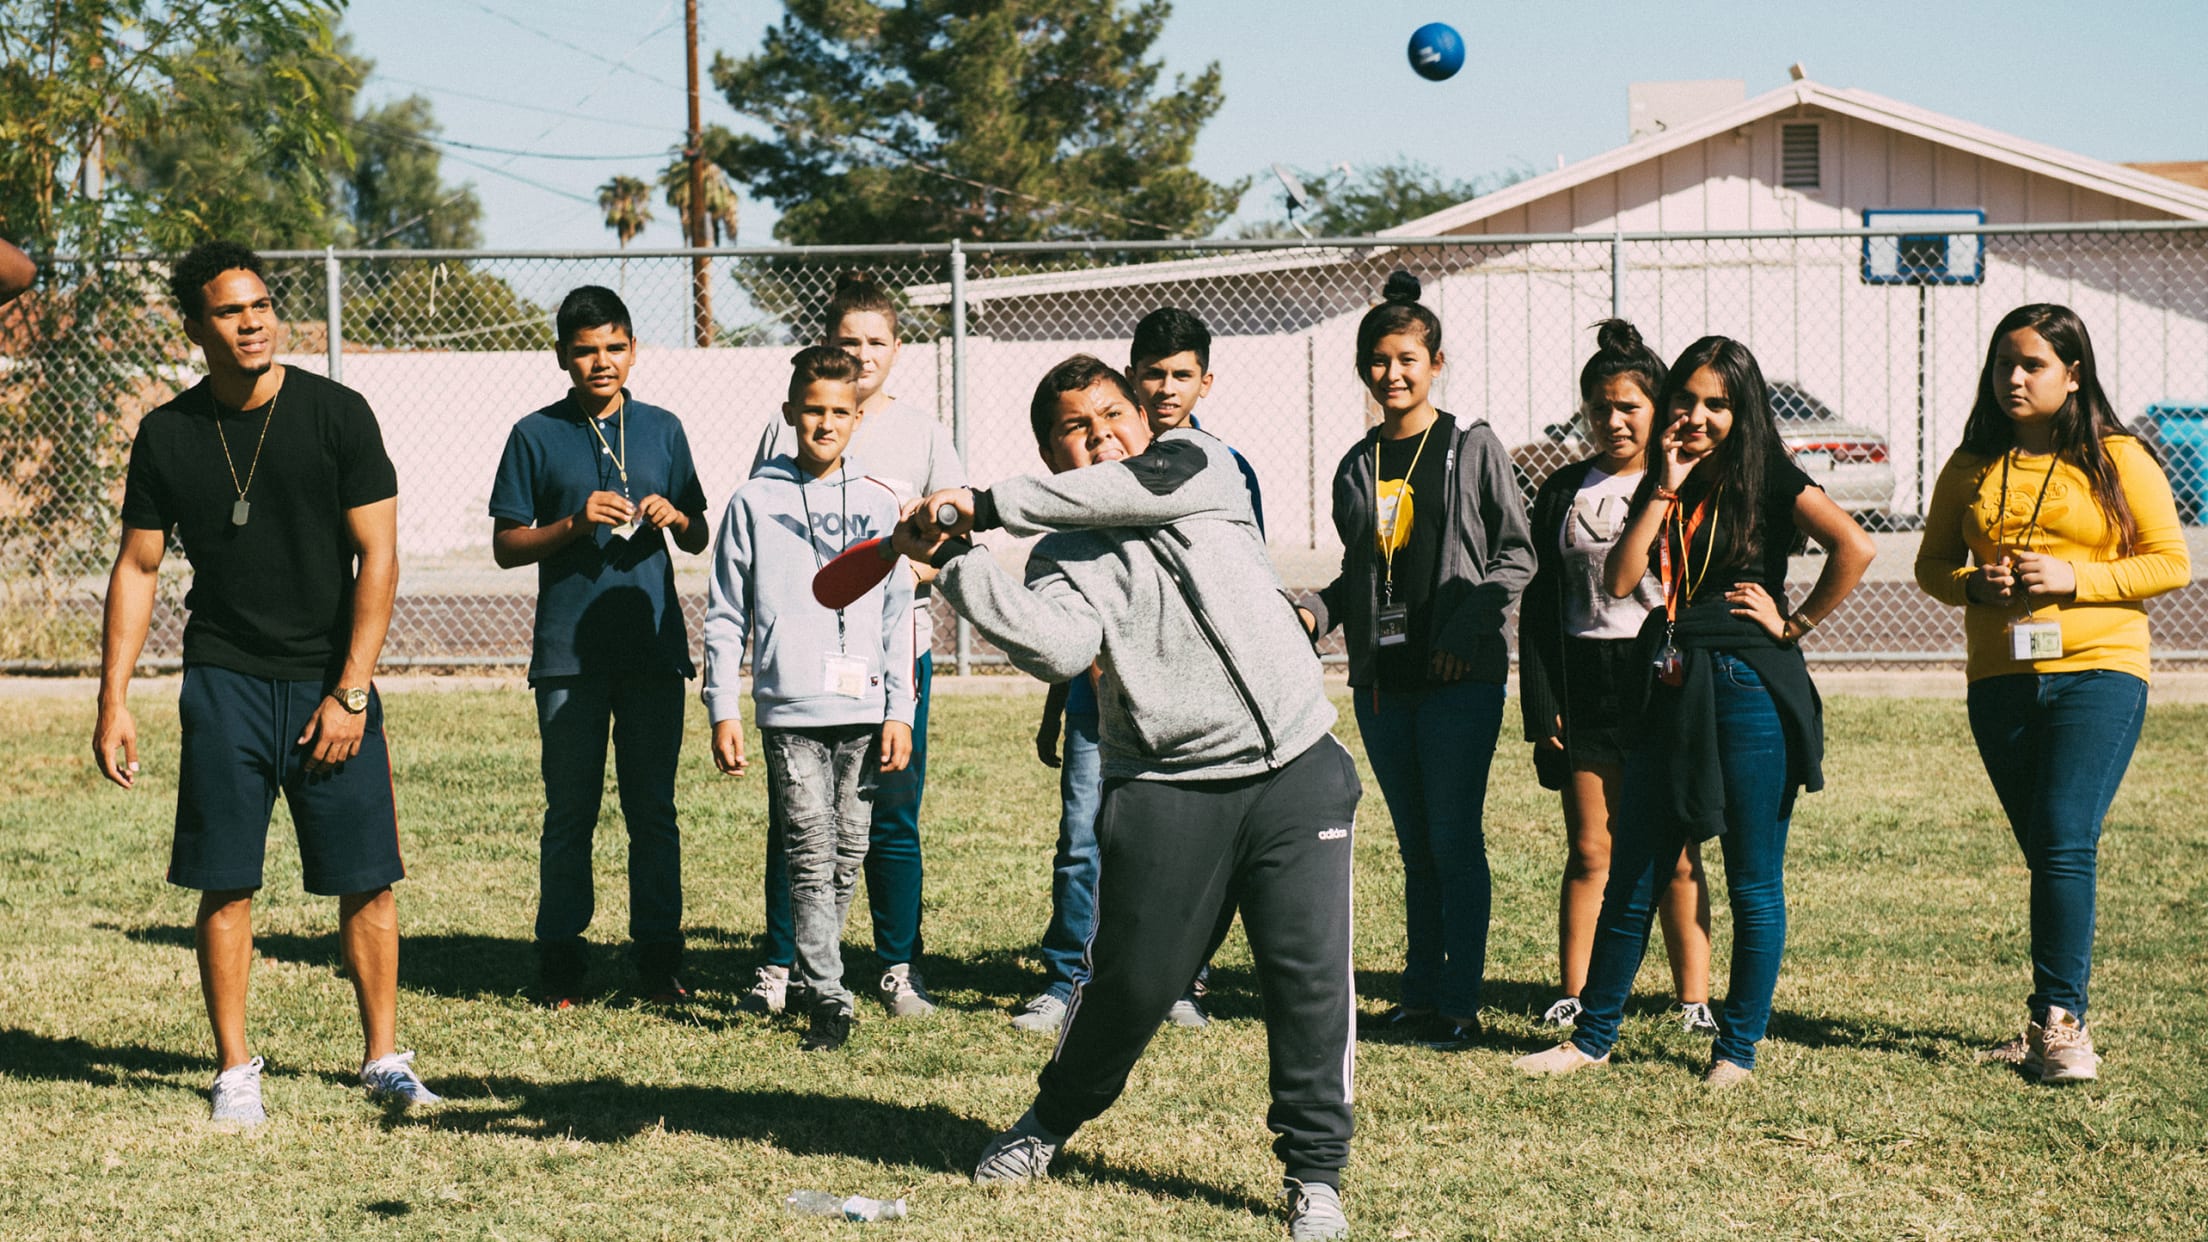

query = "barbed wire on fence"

[4,224,2203,672]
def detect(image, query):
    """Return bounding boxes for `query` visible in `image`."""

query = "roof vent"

[1781,122,1822,190]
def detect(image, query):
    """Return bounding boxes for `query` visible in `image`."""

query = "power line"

[355,119,667,162]
[371,75,678,135]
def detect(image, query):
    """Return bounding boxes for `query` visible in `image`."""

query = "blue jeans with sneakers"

[1573,652,1791,1071]
[1038,710,1104,1000]
[1966,670,2147,1022]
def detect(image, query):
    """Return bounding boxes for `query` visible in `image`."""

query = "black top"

[120,368,398,681]
[1669,453,1815,610]
[1372,421,1452,691]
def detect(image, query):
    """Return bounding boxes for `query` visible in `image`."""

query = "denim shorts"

[168,664,405,896]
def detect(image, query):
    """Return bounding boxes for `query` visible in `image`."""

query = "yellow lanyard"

[1373,418,1436,600]
[584,397,628,496]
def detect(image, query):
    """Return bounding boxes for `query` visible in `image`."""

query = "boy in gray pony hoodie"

[894,355,1362,1242]
[703,346,914,1053]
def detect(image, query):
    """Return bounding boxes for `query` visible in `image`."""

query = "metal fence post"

[950,239,971,677]
[324,245,343,383]
[1610,230,1624,319]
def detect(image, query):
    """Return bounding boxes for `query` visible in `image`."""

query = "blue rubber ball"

[1407,22,1464,82]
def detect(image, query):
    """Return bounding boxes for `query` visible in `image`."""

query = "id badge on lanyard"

[1654,490,1717,687]
[1995,451,2063,663]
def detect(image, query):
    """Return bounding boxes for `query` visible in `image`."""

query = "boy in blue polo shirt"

[489,285,710,1007]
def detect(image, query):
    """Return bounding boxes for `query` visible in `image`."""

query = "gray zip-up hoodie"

[701,455,916,729]
[933,428,1336,782]
[1302,411,1537,686]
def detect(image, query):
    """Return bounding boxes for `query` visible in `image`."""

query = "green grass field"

[3,687,2205,1240]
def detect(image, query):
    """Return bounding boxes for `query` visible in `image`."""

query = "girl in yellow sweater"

[1915,303,2190,1085]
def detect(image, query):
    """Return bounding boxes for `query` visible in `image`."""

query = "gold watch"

[334,686,370,714]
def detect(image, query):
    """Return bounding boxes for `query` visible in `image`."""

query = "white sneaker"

[1010,992,1068,1032]
[1679,1001,1719,1034]
[877,963,937,1018]
[1165,995,1210,1029]
[1285,1179,1349,1241]
[2037,1007,2100,1084]
[1512,1042,1609,1077]
[739,964,790,1016]
[210,1056,267,1126]
[361,1051,442,1109]
[973,1111,1060,1184]
[1539,996,1583,1028]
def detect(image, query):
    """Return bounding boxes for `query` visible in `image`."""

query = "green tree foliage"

[1245,159,1533,238]
[660,129,742,246]
[710,0,1244,244]
[597,175,653,248]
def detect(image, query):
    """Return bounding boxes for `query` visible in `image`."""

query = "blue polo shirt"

[489,391,708,683]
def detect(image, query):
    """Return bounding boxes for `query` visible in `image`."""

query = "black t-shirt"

[1670,453,1816,617]
[120,368,399,681]
[1372,420,1452,691]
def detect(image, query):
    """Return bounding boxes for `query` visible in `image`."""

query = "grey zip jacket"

[933,428,1336,783]
[1301,411,1537,686]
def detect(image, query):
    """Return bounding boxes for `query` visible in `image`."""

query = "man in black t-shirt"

[93,240,438,1125]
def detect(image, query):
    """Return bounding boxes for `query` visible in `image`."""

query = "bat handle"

[935,501,961,529]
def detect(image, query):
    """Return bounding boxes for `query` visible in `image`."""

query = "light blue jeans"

[762,724,879,1014]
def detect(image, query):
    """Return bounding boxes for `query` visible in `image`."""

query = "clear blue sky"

[344,0,2208,251]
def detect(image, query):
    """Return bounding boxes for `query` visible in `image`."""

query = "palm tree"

[596,175,653,288]
[660,154,740,245]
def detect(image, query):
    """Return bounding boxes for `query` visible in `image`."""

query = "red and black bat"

[811,502,961,610]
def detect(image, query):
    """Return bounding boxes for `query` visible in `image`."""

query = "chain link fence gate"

[4,223,2204,674]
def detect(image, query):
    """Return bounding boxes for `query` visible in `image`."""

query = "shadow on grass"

[0,1027,203,1085]
[1764,1009,1976,1061]
[402,1076,1273,1216]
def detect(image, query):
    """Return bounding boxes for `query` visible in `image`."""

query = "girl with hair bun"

[1914,303,2189,1084]
[743,269,965,1023]
[1517,320,1714,1035]
[1300,271,1537,1046]
[1514,333,1874,1086]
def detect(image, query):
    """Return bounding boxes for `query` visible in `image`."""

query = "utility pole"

[684,0,712,347]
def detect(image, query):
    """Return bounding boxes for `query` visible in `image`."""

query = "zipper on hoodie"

[1152,527,1277,764]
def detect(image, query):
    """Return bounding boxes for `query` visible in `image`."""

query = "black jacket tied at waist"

[1632,592,1825,841]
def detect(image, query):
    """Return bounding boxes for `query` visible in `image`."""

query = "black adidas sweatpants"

[1033,734,1362,1187]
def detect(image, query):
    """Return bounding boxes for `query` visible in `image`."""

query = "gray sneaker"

[739,964,790,1016]
[361,1050,442,1109]
[210,1056,267,1126]
[1285,1179,1349,1241]
[1010,992,1069,1032]
[1165,994,1209,1029]
[973,1111,1060,1184]
[878,963,937,1018]
[2037,1007,2100,1084]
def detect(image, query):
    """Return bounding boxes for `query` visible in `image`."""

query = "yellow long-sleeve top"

[1915,435,2190,683]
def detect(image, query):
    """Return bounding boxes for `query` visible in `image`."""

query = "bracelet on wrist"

[1653,485,1680,502]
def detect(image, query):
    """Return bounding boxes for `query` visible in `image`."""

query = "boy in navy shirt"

[489,286,709,1006]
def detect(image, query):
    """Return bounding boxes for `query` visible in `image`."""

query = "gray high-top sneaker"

[1284,1179,1348,1241]
[973,1109,1061,1184]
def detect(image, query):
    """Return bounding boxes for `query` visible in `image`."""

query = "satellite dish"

[1272,163,1316,238]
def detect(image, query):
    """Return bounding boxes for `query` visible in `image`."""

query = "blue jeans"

[1353,678,1505,1018]
[1039,711,1104,1000]
[533,671,686,956]
[762,650,931,968]
[1966,670,2147,1021]
[1574,653,1791,1070]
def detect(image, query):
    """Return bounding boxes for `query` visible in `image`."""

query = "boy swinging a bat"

[892,354,1362,1242]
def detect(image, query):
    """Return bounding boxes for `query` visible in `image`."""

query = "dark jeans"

[1038,711,1104,999]
[762,651,931,968]
[1353,678,1504,1018]
[1574,653,1791,1070]
[1966,670,2148,1022]
[533,671,686,972]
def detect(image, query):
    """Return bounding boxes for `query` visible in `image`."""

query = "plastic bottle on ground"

[783,1190,909,1221]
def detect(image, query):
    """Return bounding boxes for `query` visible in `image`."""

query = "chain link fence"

[4,223,2204,673]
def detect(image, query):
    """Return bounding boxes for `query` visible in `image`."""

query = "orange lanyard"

[1657,489,1719,623]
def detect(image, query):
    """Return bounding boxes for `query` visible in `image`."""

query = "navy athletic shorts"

[168,664,405,896]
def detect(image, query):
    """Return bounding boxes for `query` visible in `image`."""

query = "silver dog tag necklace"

[214,386,277,527]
